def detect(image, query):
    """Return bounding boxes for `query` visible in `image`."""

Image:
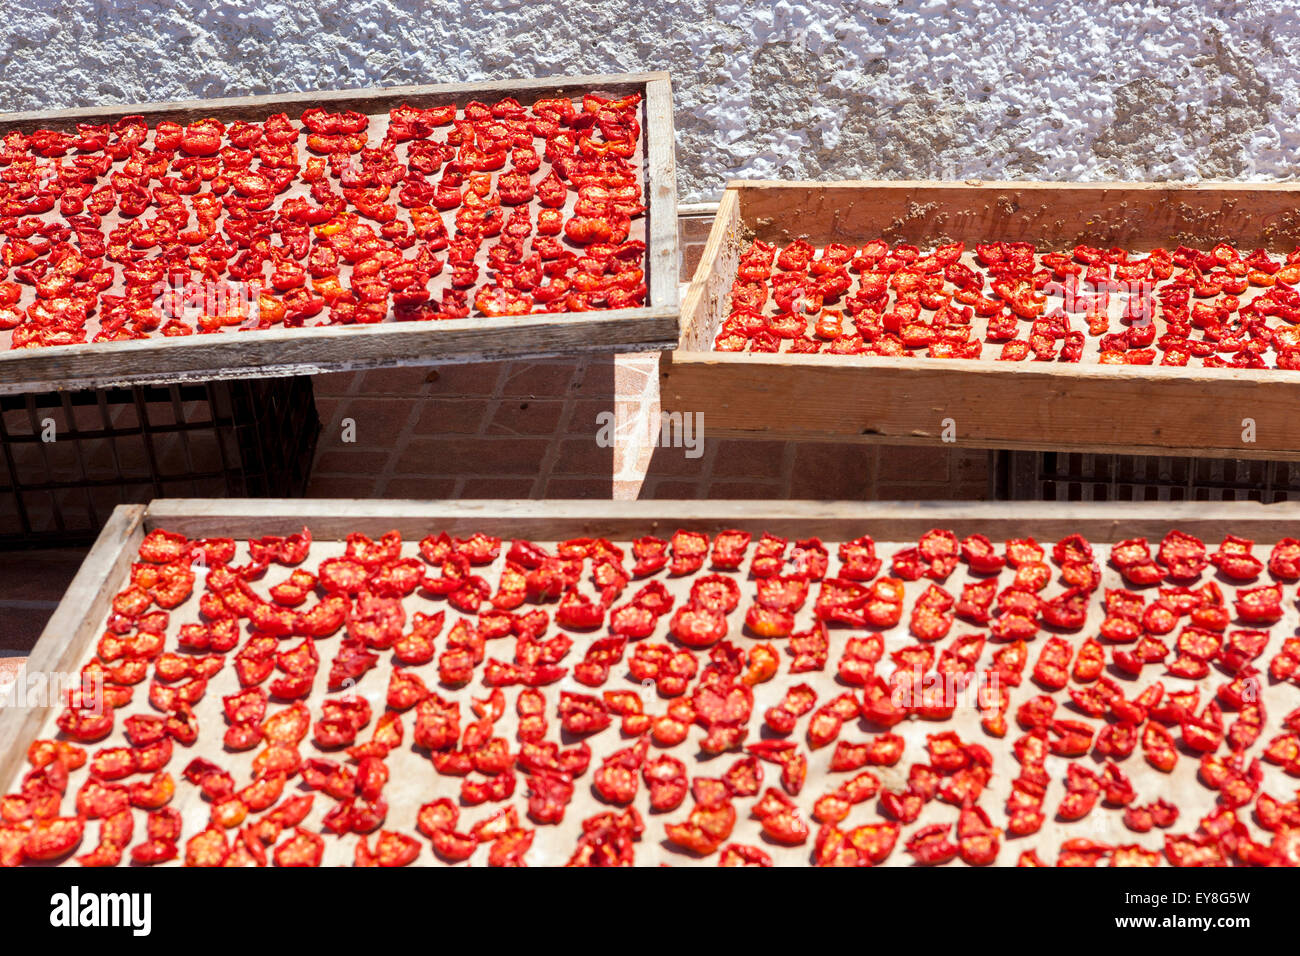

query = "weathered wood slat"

[642,76,679,317]
[660,350,1300,459]
[678,189,739,352]
[141,496,1300,543]
[0,505,145,795]
[730,179,1300,251]
[3,306,680,394]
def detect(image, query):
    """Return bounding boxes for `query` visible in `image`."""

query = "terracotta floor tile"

[543,477,616,498]
[708,480,787,499]
[457,477,539,498]
[573,358,617,396]
[357,365,436,396]
[487,400,566,436]
[550,437,616,477]
[380,477,460,499]
[313,449,393,475]
[312,370,360,397]
[644,480,707,500]
[424,361,505,398]
[642,440,715,479]
[395,437,553,476]
[411,399,493,436]
[304,475,384,498]
[501,361,579,398]
[0,656,28,698]
[335,398,418,446]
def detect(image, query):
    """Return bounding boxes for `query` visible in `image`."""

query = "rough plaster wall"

[0,0,1295,201]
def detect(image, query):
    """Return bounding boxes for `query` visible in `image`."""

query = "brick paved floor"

[306,355,990,502]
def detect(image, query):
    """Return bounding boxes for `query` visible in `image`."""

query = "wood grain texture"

[0,74,679,395]
[660,350,1300,459]
[0,306,680,395]
[0,505,144,795]
[140,496,1300,543]
[643,75,680,312]
[678,189,739,352]
[731,179,1300,251]
[666,180,1300,458]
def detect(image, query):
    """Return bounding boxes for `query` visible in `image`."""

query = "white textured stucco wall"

[0,1,1295,201]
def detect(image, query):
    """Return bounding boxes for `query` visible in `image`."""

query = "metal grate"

[0,377,320,548]
[989,450,1300,503]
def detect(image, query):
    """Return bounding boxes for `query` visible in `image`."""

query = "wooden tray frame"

[0,73,679,396]
[662,180,1300,460]
[6,494,1300,796]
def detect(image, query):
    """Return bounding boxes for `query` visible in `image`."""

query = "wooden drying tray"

[7,497,1300,866]
[0,73,678,396]
[661,180,1300,460]
[4,495,1298,830]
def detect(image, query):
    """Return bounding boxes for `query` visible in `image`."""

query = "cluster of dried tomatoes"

[0,92,647,349]
[717,237,1300,368]
[5,523,1300,866]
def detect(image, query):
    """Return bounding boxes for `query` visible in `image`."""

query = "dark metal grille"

[989,450,1300,503]
[0,377,320,548]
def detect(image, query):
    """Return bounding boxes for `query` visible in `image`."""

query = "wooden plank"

[731,179,1300,251]
[678,189,739,352]
[0,504,144,794]
[666,180,1300,458]
[642,76,679,313]
[661,350,1299,459]
[141,496,1300,544]
[0,73,679,395]
[0,306,680,395]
